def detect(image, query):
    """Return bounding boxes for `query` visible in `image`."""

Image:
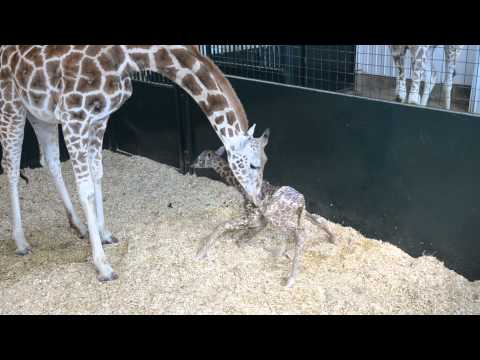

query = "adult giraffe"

[0,45,269,281]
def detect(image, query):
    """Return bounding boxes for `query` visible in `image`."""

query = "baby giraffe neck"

[212,158,240,188]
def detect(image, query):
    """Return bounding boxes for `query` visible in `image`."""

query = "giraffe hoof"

[15,246,32,256]
[235,239,246,248]
[102,236,119,245]
[195,248,208,260]
[68,215,88,239]
[284,276,296,288]
[70,224,88,239]
[98,272,119,282]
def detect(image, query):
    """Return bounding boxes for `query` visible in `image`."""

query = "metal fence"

[132,45,356,93]
[131,45,480,115]
[204,45,356,92]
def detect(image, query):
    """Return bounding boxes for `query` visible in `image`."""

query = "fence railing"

[130,45,480,115]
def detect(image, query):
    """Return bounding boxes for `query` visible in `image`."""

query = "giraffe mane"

[188,46,249,133]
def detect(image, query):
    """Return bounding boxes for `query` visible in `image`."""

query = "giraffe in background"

[390,45,464,109]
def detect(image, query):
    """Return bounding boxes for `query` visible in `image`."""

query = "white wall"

[470,55,480,113]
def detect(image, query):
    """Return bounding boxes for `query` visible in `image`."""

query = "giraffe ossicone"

[0,45,268,282]
[247,123,256,137]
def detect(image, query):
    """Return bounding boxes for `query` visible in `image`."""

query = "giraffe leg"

[61,118,117,282]
[88,118,118,245]
[269,236,289,258]
[407,46,427,105]
[27,114,87,239]
[391,46,407,103]
[305,212,335,242]
[442,46,462,110]
[420,48,436,107]
[235,223,266,247]
[235,213,266,247]
[285,227,306,288]
[196,217,251,260]
[0,110,31,255]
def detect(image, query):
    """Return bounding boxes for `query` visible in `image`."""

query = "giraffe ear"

[246,124,256,138]
[261,128,270,146]
[215,146,226,156]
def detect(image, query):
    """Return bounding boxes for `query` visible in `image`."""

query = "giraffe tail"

[0,167,29,184]
[305,212,335,243]
[20,169,29,184]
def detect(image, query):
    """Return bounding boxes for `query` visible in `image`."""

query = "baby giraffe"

[191,144,334,288]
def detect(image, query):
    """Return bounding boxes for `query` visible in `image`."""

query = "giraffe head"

[223,125,270,205]
[191,147,227,170]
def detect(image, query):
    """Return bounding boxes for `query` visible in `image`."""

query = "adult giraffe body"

[0,45,269,281]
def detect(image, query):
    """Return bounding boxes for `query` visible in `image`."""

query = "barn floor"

[0,151,479,315]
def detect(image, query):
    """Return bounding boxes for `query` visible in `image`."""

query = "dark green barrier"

[189,77,480,281]
[108,81,182,169]
[4,75,479,281]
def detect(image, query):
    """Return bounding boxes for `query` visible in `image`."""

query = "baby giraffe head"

[191,147,227,170]
[191,146,239,188]
[224,124,270,205]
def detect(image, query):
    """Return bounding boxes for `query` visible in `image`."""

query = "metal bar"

[300,45,307,87]
[183,91,194,174]
[173,85,187,174]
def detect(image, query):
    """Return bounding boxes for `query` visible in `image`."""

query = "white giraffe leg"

[0,110,31,255]
[442,45,463,110]
[391,45,407,103]
[88,118,117,245]
[407,46,427,105]
[285,227,306,288]
[420,47,437,106]
[27,114,87,238]
[61,118,117,281]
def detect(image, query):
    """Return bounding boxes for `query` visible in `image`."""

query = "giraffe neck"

[211,157,240,188]
[125,45,249,149]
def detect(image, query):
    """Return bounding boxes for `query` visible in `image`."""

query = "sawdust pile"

[0,151,479,314]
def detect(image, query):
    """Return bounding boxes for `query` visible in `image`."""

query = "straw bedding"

[0,151,478,314]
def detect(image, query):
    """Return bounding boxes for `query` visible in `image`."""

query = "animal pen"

[113,45,480,282]
[1,45,480,314]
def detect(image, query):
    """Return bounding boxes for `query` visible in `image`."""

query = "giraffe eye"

[250,164,260,170]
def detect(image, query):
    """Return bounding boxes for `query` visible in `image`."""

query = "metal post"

[205,45,212,58]
[173,85,186,174]
[300,45,307,87]
[173,84,194,175]
[183,93,193,174]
